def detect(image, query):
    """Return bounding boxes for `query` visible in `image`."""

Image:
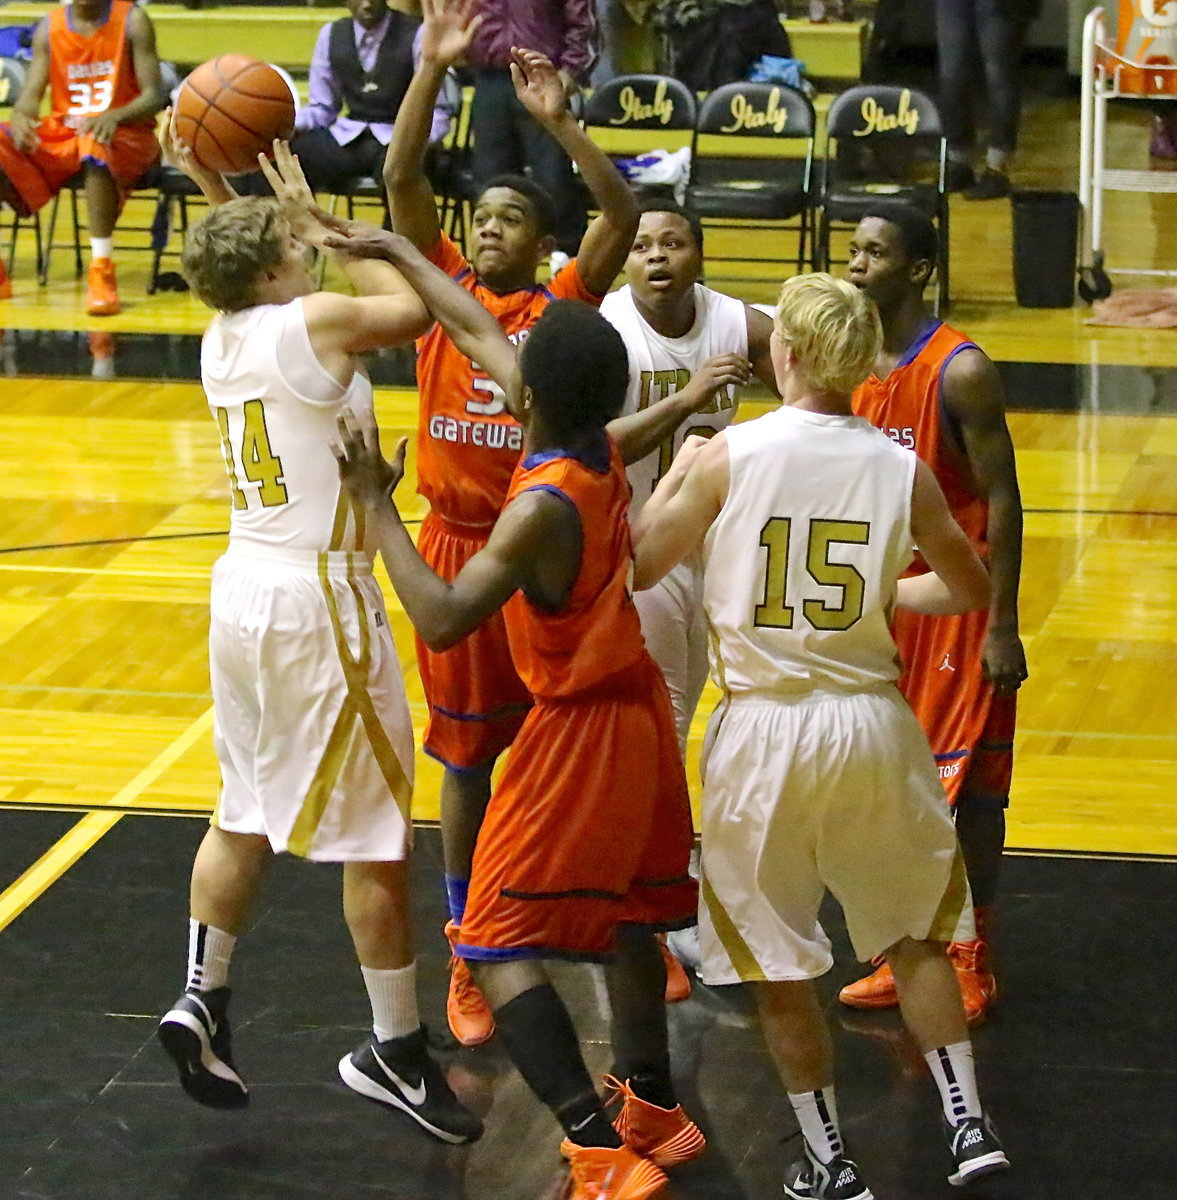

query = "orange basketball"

[173,56,295,176]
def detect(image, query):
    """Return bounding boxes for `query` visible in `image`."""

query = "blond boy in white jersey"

[154,139,480,1145]
[630,274,1011,1200]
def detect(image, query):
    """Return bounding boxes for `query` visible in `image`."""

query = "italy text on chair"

[818,84,950,312]
[686,81,815,282]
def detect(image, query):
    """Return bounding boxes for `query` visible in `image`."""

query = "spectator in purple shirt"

[466,0,599,256]
[291,0,450,192]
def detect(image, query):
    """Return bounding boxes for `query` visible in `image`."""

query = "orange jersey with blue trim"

[502,434,647,699]
[414,234,604,527]
[48,1,152,132]
[853,320,988,567]
[853,319,1004,802]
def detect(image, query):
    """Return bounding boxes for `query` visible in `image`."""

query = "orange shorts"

[0,117,159,214]
[893,604,1016,807]
[456,656,698,962]
[416,511,531,771]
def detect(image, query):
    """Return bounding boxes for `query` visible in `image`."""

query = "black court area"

[2,815,1174,1200]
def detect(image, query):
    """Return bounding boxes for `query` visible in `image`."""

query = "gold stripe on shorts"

[701,870,767,983]
[287,553,412,857]
[927,845,970,943]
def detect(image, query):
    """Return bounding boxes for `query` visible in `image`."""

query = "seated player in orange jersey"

[0,0,164,315]
[382,0,643,1047]
[325,220,708,1200]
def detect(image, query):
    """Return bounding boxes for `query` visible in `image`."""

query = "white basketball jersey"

[201,298,375,553]
[600,283,748,519]
[703,405,916,694]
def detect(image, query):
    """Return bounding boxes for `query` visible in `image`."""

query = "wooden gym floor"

[2,82,1176,1199]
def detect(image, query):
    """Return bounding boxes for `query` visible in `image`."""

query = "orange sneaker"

[949,938,997,1026]
[445,920,495,1047]
[657,933,691,1003]
[607,1075,706,1168]
[560,1138,668,1200]
[837,957,898,1010]
[0,257,11,300]
[87,257,119,316]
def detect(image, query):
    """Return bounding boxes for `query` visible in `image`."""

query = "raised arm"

[160,108,237,204]
[605,353,753,465]
[331,409,581,647]
[384,0,482,255]
[632,432,729,590]
[941,346,1027,693]
[510,48,638,295]
[899,458,990,616]
[7,20,50,151]
[319,219,517,386]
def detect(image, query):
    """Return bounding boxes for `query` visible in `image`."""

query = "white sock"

[362,962,419,1042]
[787,1087,844,1165]
[925,1041,983,1125]
[986,148,1010,173]
[90,236,113,261]
[186,919,236,992]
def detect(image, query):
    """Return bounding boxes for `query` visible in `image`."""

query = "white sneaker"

[666,924,702,973]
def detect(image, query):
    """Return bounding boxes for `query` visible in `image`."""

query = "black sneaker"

[945,1113,1010,1187]
[963,169,1011,201]
[157,987,249,1109]
[338,1026,483,1145]
[945,161,976,192]
[783,1145,875,1200]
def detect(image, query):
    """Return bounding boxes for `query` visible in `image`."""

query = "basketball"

[173,56,296,176]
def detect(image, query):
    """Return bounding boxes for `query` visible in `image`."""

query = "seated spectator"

[0,0,164,314]
[291,0,450,193]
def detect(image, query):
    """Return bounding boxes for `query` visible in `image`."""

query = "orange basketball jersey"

[854,319,1001,803]
[414,234,603,527]
[48,1,152,131]
[502,434,647,698]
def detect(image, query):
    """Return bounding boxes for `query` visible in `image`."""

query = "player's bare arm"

[384,0,482,255]
[941,347,1027,693]
[332,408,581,648]
[83,7,165,144]
[8,20,50,151]
[899,458,991,616]
[607,353,753,464]
[632,432,730,590]
[745,304,779,393]
[509,48,639,294]
[321,221,518,386]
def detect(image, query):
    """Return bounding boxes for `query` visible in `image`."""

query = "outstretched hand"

[419,0,483,68]
[331,408,406,512]
[258,140,331,247]
[509,47,569,124]
[314,211,415,264]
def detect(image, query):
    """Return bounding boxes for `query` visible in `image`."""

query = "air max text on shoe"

[945,1114,1010,1187]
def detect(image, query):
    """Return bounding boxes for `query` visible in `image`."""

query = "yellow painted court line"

[0,706,215,932]
[0,564,212,579]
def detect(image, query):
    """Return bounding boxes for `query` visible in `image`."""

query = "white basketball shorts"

[209,542,414,862]
[634,558,709,754]
[698,685,972,984]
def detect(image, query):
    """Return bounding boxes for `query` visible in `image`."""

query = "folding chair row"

[582,75,951,312]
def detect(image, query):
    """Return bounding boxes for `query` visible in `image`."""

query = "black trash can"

[1011,190,1080,308]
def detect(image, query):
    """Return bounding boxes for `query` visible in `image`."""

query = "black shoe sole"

[158,1016,249,1110]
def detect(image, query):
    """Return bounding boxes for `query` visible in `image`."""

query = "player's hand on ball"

[332,408,405,509]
